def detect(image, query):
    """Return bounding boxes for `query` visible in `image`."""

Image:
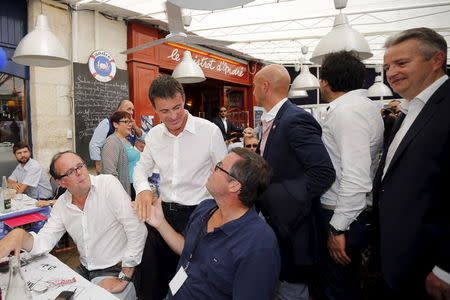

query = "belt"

[162,202,197,211]
[321,204,373,213]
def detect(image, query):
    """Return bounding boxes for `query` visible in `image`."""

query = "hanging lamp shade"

[368,75,393,97]
[13,15,70,68]
[310,12,372,64]
[291,65,320,90]
[168,0,254,10]
[172,51,206,84]
[288,89,308,98]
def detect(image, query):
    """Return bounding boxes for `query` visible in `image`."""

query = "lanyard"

[184,206,218,271]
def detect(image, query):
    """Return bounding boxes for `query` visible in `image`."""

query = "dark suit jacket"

[258,100,335,281]
[373,79,450,294]
[212,116,243,140]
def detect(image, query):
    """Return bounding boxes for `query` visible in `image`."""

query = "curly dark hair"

[320,51,365,93]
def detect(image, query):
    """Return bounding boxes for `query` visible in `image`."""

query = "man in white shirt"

[0,151,147,300]
[318,51,383,300]
[7,142,53,199]
[374,27,450,299]
[133,75,227,300]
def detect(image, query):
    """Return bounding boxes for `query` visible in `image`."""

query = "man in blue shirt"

[144,148,280,299]
[89,99,142,174]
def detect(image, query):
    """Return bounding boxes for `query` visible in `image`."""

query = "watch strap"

[118,271,132,282]
[329,224,346,235]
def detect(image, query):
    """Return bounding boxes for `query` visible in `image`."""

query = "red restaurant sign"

[159,42,250,85]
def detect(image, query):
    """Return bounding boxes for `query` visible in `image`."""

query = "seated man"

[145,148,280,299]
[0,151,147,300]
[7,142,53,199]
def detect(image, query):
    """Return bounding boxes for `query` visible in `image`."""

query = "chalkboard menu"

[73,62,129,165]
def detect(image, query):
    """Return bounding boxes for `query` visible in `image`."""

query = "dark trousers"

[140,202,197,300]
[320,208,372,300]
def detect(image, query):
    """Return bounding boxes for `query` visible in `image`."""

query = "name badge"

[169,267,188,295]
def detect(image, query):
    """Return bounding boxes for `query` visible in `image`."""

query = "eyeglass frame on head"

[214,161,242,185]
[58,162,86,179]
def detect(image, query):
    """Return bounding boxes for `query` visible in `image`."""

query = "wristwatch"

[118,271,132,282]
[329,224,346,236]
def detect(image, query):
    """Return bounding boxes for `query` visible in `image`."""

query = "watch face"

[119,272,132,282]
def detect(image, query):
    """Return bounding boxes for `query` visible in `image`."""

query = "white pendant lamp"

[310,0,372,64]
[291,46,320,90]
[288,88,308,98]
[168,0,254,10]
[368,66,393,97]
[13,14,70,68]
[291,65,320,90]
[172,50,206,84]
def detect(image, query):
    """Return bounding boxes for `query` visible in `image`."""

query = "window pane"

[0,73,28,144]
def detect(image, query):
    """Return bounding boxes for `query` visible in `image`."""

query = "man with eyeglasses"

[144,148,280,299]
[133,75,227,300]
[212,106,243,142]
[0,151,147,300]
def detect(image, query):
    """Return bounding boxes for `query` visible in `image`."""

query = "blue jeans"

[320,208,372,300]
[276,281,309,300]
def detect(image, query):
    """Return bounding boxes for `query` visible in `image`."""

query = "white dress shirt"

[9,158,53,199]
[221,117,228,134]
[133,111,227,206]
[383,75,449,178]
[29,175,147,270]
[321,89,383,230]
[261,98,288,122]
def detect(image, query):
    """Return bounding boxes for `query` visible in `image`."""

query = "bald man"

[89,100,142,174]
[255,65,335,300]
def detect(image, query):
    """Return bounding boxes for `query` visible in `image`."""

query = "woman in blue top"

[101,111,140,199]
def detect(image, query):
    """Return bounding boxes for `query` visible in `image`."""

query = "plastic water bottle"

[5,256,32,300]
[1,176,11,211]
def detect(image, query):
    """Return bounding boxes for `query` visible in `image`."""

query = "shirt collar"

[328,89,368,112]
[400,75,448,114]
[161,110,195,136]
[414,74,448,104]
[21,158,33,171]
[216,206,258,236]
[261,98,288,122]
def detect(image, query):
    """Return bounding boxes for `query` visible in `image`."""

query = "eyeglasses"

[59,163,85,179]
[220,110,227,113]
[245,144,258,148]
[214,162,241,184]
[118,120,132,125]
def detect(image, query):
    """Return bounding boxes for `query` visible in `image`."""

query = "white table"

[0,195,51,239]
[0,254,119,299]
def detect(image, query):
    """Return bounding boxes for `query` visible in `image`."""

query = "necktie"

[260,119,274,156]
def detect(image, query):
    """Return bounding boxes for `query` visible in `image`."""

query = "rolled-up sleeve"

[29,203,66,256]
[109,178,147,267]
